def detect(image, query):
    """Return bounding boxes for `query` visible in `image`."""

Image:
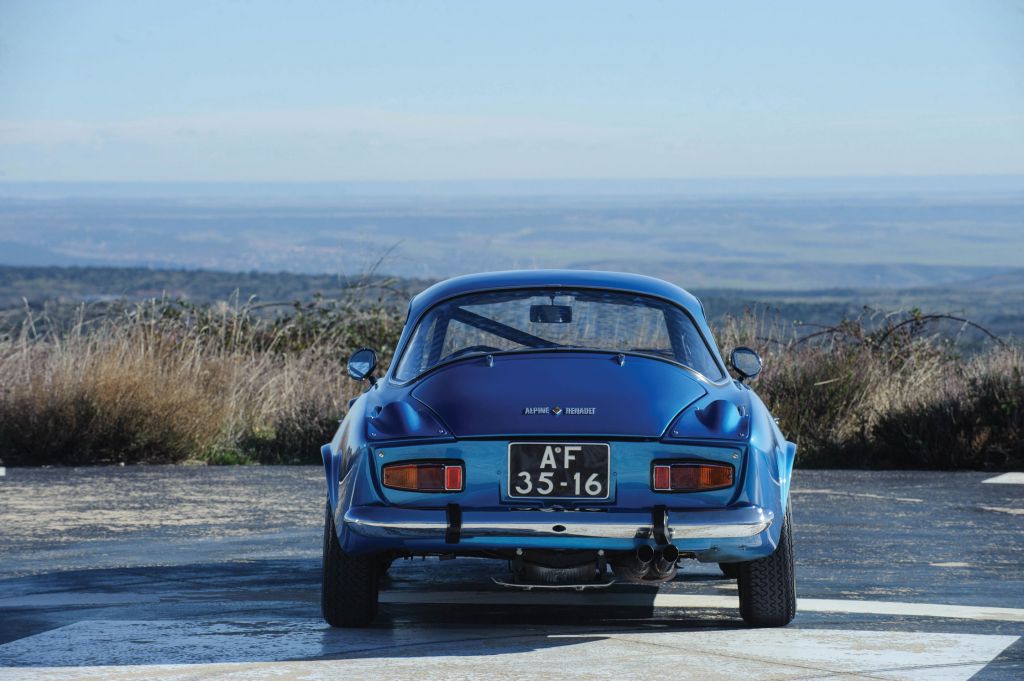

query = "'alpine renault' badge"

[522,406,596,415]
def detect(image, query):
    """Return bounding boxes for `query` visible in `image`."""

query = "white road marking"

[0,621,1016,681]
[3,588,1020,623]
[795,488,924,503]
[980,505,1024,516]
[380,590,1024,621]
[0,592,161,608]
[982,472,1024,484]
[930,561,972,568]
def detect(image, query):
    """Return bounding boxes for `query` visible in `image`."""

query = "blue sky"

[1,0,1022,182]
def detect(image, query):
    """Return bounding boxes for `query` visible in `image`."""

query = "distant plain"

[1,182,1022,337]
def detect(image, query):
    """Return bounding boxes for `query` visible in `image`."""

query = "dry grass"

[718,310,1023,469]
[1,299,1020,469]
[0,297,402,465]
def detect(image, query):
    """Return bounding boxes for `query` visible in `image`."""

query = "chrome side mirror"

[347,348,378,383]
[729,346,763,382]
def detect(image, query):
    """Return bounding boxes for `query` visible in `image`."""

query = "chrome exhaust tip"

[648,544,680,582]
[611,545,656,582]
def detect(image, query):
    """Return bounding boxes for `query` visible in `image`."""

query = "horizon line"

[1,174,1022,199]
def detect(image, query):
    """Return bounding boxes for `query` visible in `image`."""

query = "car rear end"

[322,274,796,628]
[339,434,780,581]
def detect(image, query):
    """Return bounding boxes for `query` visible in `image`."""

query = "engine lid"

[410,352,708,438]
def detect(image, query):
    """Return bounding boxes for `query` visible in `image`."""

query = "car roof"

[409,269,706,320]
[391,270,727,383]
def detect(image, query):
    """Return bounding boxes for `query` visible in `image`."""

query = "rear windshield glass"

[393,288,723,382]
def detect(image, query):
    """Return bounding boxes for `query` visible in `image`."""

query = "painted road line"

[795,488,924,503]
[982,472,1024,484]
[0,592,162,608]
[0,622,1016,680]
[379,591,1024,622]
[981,505,1024,516]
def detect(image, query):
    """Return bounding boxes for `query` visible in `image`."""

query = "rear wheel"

[737,510,796,627]
[322,501,379,627]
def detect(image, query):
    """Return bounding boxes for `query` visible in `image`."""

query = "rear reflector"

[445,465,462,491]
[653,465,671,490]
[383,462,463,492]
[652,462,733,491]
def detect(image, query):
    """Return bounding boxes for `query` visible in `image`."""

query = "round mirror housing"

[729,346,763,382]
[347,348,378,383]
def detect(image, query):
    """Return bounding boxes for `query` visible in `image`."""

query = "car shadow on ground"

[5,559,1021,680]
[0,559,748,668]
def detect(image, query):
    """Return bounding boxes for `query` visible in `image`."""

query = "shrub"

[0,299,1019,469]
[719,309,1023,470]
[0,295,402,466]
[868,348,1023,469]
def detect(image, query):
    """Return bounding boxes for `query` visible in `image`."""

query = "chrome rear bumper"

[344,506,772,541]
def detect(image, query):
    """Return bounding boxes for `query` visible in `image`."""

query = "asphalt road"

[0,467,1021,680]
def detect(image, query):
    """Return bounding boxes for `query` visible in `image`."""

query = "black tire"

[719,562,739,579]
[322,501,379,627]
[737,510,796,627]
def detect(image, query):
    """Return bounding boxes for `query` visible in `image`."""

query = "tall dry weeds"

[0,296,402,465]
[719,309,1023,469]
[1,299,1020,469]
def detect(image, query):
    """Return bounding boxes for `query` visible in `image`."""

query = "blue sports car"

[321,270,797,627]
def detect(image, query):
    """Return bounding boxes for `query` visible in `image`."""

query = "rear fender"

[738,395,796,549]
[323,395,373,511]
[779,440,796,515]
[321,444,342,510]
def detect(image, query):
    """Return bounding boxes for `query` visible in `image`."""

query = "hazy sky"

[1,0,1022,182]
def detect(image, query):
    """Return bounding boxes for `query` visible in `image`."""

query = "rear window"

[394,288,723,382]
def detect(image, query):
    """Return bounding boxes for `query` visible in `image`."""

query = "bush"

[719,309,1023,470]
[1,299,1019,469]
[0,295,403,466]
[868,350,1023,469]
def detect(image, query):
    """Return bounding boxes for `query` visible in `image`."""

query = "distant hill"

[0,265,427,310]
[2,264,1021,341]
[955,270,1024,290]
[1,191,1022,290]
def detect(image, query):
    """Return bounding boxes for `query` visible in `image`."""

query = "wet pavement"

[0,466,1021,679]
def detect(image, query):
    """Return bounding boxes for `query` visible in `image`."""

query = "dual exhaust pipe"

[613,544,680,583]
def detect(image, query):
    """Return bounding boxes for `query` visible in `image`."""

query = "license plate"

[507,442,610,499]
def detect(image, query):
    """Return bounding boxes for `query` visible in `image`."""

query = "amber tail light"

[652,462,733,491]
[382,462,463,492]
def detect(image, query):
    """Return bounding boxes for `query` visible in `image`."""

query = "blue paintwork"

[322,270,796,564]
[410,353,708,438]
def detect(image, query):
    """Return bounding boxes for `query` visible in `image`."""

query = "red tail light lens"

[653,465,671,490]
[652,462,733,491]
[382,462,463,492]
[444,465,462,491]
